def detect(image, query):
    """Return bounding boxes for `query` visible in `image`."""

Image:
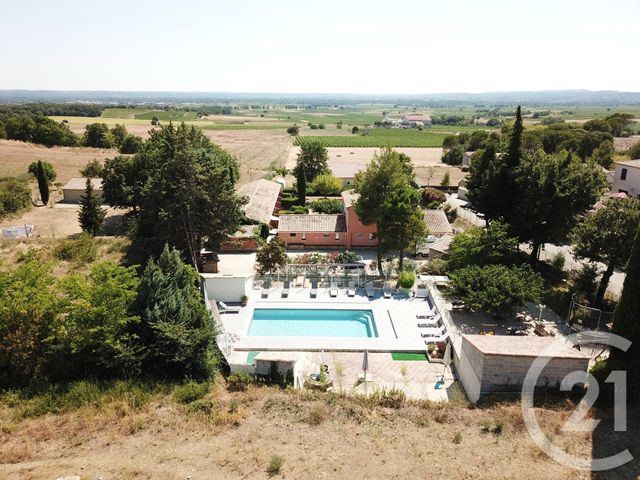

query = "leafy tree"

[442,135,459,150]
[256,237,287,275]
[83,123,115,148]
[589,139,614,169]
[151,116,159,126]
[293,141,329,182]
[571,198,640,308]
[287,125,299,136]
[133,123,245,264]
[111,124,128,148]
[80,159,104,178]
[627,141,640,160]
[441,144,464,165]
[58,262,141,377]
[351,126,359,134]
[466,142,507,220]
[450,264,544,316]
[296,163,306,206]
[354,147,414,274]
[467,130,490,151]
[583,118,612,134]
[135,245,216,379]
[310,173,342,197]
[605,113,634,137]
[448,221,518,271]
[377,183,426,270]
[0,178,31,219]
[515,150,605,261]
[101,156,137,210]
[120,134,143,154]
[35,160,49,205]
[78,178,106,235]
[611,224,640,375]
[28,160,56,182]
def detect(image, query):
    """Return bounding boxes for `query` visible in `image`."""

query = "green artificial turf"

[391,352,428,361]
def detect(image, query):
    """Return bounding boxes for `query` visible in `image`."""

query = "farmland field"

[295,129,448,148]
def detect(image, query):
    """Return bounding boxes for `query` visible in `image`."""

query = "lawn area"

[391,352,428,361]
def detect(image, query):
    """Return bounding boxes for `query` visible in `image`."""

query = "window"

[356,233,364,239]
[621,168,628,181]
[301,233,306,240]
[335,233,340,241]
[323,233,330,238]
[368,233,375,241]
[290,233,296,237]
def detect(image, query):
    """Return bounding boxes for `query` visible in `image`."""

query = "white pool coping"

[216,286,442,353]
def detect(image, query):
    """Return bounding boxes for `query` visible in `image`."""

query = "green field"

[295,128,448,147]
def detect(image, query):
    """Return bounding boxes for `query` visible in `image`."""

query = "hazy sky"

[2,0,639,93]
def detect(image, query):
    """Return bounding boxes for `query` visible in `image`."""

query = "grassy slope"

[2,379,633,479]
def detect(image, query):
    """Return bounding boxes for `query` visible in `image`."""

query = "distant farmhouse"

[611,159,640,198]
[401,114,432,128]
[62,177,103,203]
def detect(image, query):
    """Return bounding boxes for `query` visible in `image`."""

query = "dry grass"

[0,139,118,184]
[0,380,617,480]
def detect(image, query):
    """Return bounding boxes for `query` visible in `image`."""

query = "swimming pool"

[248,308,378,338]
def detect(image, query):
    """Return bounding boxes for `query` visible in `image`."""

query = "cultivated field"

[0,140,117,183]
[2,381,633,480]
[296,129,449,148]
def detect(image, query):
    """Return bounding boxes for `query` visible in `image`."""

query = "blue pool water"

[248,308,378,337]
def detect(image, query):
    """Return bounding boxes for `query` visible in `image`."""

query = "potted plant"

[426,342,446,363]
[240,294,248,306]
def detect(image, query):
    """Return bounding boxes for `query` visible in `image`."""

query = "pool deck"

[216,285,441,353]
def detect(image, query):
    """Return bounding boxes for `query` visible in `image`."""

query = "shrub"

[571,263,600,302]
[336,250,358,264]
[310,173,343,197]
[422,187,446,206]
[421,259,449,275]
[267,454,285,477]
[227,372,253,392]
[402,259,416,273]
[188,398,215,416]
[398,270,416,289]
[28,160,56,182]
[280,205,309,214]
[286,125,299,136]
[318,124,326,129]
[174,381,209,404]
[80,159,103,178]
[53,233,97,263]
[310,198,342,214]
[0,177,31,220]
[453,432,462,444]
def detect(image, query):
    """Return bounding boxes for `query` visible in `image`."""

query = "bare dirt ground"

[0,205,127,238]
[1,383,627,480]
[0,140,118,184]
[287,146,465,186]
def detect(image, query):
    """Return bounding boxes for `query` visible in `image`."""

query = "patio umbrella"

[362,349,369,376]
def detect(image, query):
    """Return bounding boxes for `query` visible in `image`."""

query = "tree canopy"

[293,141,329,182]
[256,237,288,275]
[310,173,342,197]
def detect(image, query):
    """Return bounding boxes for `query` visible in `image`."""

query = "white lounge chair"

[366,283,375,298]
[417,317,441,328]
[218,301,240,314]
[424,335,448,345]
[330,281,338,297]
[347,281,356,297]
[310,280,318,298]
[282,280,290,298]
[383,282,392,299]
[261,280,271,298]
[421,325,447,338]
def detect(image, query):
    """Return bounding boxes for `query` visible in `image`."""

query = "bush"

[28,161,56,182]
[280,192,299,209]
[398,270,416,289]
[227,372,253,392]
[422,187,446,206]
[310,198,342,214]
[0,177,31,220]
[174,381,209,404]
[280,205,308,214]
[53,233,97,263]
[80,159,103,178]
[336,250,359,264]
[267,454,285,477]
[310,173,342,196]
[572,263,599,303]
[421,259,449,275]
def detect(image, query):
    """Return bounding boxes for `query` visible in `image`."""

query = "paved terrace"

[215,284,442,353]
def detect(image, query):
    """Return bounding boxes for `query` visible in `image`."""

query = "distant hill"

[1,89,640,106]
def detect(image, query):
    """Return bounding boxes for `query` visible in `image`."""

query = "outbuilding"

[61,177,103,203]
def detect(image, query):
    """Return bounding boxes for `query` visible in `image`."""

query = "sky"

[1,0,639,94]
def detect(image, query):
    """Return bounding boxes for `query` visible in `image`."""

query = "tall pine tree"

[78,178,106,235]
[36,160,49,205]
[296,163,306,206]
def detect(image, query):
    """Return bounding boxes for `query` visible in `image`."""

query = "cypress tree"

[36,160,49,205]
[612,224,640,365]
[78,178,106,235]
[296,163,306,206]
[505,105,523,168]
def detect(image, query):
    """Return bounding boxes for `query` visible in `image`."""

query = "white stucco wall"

[202,274,253,303]
[612,164,640,197]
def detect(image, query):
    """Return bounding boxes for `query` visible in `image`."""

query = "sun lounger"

[218,301,241,314]
[330,281,338,297]
[420,325,446,338]
[261,280,271,298]
[416,312,436,319]
[347,281,356,297]
[310,280,318,298]
[366,283,375,298]
[424,335,448,345]
[282,280,290,298]
[383,282,392,299]
[417,318,441,328]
